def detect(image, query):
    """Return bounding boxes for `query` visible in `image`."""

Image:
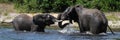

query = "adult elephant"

[12,14,36,31]
[33,13,58,32]
[58,5,114,34]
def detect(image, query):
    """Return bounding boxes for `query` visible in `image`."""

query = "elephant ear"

[74,5,83,13]
[63,7,74,15]
[64,7,71,13]
[61,6,74,20]
[75,4,83,9]
[74,5,84,13]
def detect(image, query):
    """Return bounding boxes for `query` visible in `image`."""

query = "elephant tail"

[108,25,115,35]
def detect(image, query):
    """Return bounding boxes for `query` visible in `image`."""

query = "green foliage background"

[0,0,120,13]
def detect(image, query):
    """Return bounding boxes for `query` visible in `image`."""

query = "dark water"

[0,28,120,40]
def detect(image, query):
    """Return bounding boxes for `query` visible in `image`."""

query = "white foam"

[58,23,76,34]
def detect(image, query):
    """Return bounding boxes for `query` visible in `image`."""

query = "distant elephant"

[58,5,114,34]
[12,14,36,31]
[33,13,58,32]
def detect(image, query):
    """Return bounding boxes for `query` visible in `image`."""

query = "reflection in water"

[0,28,120,40]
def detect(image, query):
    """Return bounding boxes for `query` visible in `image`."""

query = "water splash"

[58,23,78,34]
[0,28,120,40]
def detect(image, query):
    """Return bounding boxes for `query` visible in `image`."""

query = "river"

[0,28,120,40]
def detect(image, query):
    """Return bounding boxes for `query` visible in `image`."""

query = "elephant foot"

[23,30,27,32]
[85,31,107,35]
[15,29,21,32]
[99,33,107,35]
[86,31,94,35]
[37,30,45,32]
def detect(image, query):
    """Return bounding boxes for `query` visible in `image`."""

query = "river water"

[0,28,120,40]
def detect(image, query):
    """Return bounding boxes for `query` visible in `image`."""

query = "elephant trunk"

[58,21,70,29]
[58,21,63,29]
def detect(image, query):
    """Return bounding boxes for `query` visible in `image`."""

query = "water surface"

[0,28,120,40]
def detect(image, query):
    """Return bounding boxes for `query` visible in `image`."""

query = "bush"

[76,0,120,11]
[0,0,14,3]
[0,0,120,13]
[14,0,75,13]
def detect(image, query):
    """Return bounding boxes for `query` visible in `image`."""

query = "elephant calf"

[33,13,58,32]
[12,14,36,31]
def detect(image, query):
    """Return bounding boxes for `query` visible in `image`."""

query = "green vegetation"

[13,0,74,13]
[105,12,120,21]
[107,15,120,21]
[0,0,14,3]
[0,0,120,13]
[0,22,12,28]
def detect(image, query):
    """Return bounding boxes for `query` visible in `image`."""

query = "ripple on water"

[0,28,120,40]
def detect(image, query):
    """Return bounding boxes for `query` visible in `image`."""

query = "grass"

[0,23,12,28]
[105,12,120,21]
[106,14,120,21]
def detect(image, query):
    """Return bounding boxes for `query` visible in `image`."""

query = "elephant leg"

[92,22,107,34]
[13,23,20,31]
[77,20,85,33]
[82,18,90,32]
[36,26,45,32]
[31,25,38,32]
[100,24,107,33]
[90,25,98,34]
[90,21,100,34]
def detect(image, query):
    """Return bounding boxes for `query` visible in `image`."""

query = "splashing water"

[0,28,120,40]
[58,23,78,34]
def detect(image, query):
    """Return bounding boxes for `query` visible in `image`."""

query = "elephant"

[58,5,114,34]
[12,14,37,31]
[33,13,58,32]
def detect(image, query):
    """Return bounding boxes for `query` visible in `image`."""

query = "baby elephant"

[33,13,58,32]
[12,14,36,31]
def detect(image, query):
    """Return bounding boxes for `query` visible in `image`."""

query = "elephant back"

[12,14,33,31]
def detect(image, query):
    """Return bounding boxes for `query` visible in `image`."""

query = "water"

[58,23,77,34]
[0,28,120,40]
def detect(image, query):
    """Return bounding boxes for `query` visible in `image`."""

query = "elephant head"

[57,6,79,29]
[33,13,59,32]
[60,7,73,20]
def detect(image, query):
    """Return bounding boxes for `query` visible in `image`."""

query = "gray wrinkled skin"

[58,5,109,34]
[12,14,37,31]
[33,13,57,32]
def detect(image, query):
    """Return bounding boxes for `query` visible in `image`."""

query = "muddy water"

[0,28,120,40]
